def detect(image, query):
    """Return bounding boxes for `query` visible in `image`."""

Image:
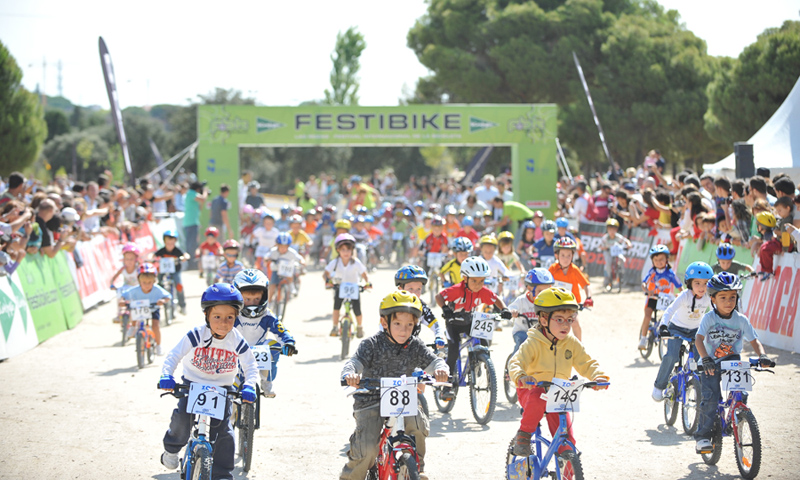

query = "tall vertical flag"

[98,37,134,185]
[572,52,612,168]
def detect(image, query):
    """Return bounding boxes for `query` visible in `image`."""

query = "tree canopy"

[324,27,367,106]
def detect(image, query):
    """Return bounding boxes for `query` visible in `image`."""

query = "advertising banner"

[578,221,652,286]
[16,254,67,343]
[675,238,754,279]
[74,235,121,310]
[50,253,83,329]
[742,253,800,352]
[0,273,37,360]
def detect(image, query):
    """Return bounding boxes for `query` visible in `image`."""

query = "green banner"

[50,253,83,329]
[197,104,558,233]
[16,254,68,343]
[677,239,754,278]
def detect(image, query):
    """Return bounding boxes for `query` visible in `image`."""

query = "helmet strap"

[539,313,559,351]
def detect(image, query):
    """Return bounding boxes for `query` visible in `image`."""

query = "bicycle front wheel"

[121,316,129,346]
[469,353,497,425]
[428,272,439,306]
[340,316,352,360]
[503,353,518,405]
[555,449,584,480]
[396,452,420,480]
[682,377,700,435]
[188,444,212,480]
[658,337,668,361]
[279,284,290,321]
[239,402,256,472]
[135,331,146,369]
[734,409,762,479]
[165,298,174,326]
[664,377,679,426]
[640,331,654,359]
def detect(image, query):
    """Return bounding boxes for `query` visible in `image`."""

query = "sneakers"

[330,326,340,337]
[638,335,648,350]
[439,387,455,402]
[179,306,187,315]
[495,324,503,332]
[419,473,429,480]
[261,379,276,398]
[356,325,364,338]
[651,387,664,402]
[155,344,164,356]
[161,451,179,470]
[696,438,713,454]
[512,429,533,457]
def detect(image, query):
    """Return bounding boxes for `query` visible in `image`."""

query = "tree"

[42,131,111,181]
[44,110,70,142]
[324,27,367,105]
[0,40,47,174]
[704,20,800,146]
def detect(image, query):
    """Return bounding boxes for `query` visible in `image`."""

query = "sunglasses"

[224,252,238,257]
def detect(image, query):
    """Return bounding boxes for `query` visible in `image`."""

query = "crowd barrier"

[743,254,800,352]
[578,221,661,286]
[674,237,754,279]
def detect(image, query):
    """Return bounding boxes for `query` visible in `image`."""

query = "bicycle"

[125,299,160,369]
[425,252,446,306]
[157,256,178,326]
[698,357,775,479]
[112,285,136,346]
[342,372,450,480]
[505,378,609,480]
[270,260,297,321]
[201,253,219,287]
[640,293,673,360]
[661,333,701,435]
[329,282,369,360]
[605,244,627,294]
[392,231,407,267]
[160,383,243,480]
[432,312,500,425]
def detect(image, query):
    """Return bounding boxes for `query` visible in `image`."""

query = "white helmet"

[460,256,491,278]
[233,269,270,318]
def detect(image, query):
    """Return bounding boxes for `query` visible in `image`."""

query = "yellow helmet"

[533,287,580,314]
[334,219,352,230]
[479,234,498,246]
[756,211,777,228]
[606,218,620,228]
[498,231,514,242]
[379,290,422,319]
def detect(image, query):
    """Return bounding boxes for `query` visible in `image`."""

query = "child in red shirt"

[422,216,449,271]
[456,216,480,245]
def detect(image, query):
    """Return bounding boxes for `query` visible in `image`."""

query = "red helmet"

[138,263,158,276]
[223,239,240,250]
[205,226,220,237]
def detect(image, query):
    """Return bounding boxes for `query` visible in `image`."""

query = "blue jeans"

[184,224,199,270]
[695,354,740,439]
[653,325,698,390]
[513,331,528,353]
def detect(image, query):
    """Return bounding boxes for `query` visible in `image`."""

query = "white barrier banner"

[0,273,38,360]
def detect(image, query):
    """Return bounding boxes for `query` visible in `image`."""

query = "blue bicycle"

[662,333,701,434]
[160,383,242,480]
[506,379,609,480]
[432,313,499,425]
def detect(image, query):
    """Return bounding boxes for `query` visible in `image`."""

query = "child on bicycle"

[439,237,472,287]
[288,214,312,257]
[214,240,244,284]
[324,233,371,338]
[266,232,306,301]
[532,220,557,267]
[394,265,446,349]
[509,268,554,353]
[120,263,171,354]
[478,234,511,304]
[110,242,141,289]
[158,283,259,477]
[548,237,591,340]
[599,219,632,291]
[420,215,448,272]
[253,212,279,274]
[712,242,754,275]
[455,215,479,245]
[694,272,772,454]
[651,261,713,402]
[435,256,512,400]
[515,220,539,267]
[497,231,524,272]
[196,226,222,277]
[341,291,449,480]
[153,230,189,316]
[232,269,298,397]
[507,287,609,457]
[328,218,352,260]
[640,245,682,350]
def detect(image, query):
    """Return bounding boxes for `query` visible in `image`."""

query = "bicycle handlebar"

[529,380,610,389]
[340,373,451,388]
[158,383,242,400]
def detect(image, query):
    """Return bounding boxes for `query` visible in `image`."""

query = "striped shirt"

[215,260,245,284]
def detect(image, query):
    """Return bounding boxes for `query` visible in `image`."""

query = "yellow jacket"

[508,328,605,385]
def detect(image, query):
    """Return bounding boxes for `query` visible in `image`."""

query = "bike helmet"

[222,239,240,250]
[242,204,255,215]
[533,210,544,218]
[380,290,422,318]
[248,181,261,190]
[422,212,434,220]
[395,265,428,286]
[364,215,375,223]
[457,208,466,216]
[432,215,445,226]
[289,214,303,224]
[716,243,736,260]
[533,287,580,314]
[479,234,498,246]
[706,271,742,296]
[413,201,425,209]
[355,215,366,223]
[554,237,577,251]
[394,209,404,218]
[460,256,491,278]
[542,220,556,233]
[462,216,474,227]
[482,209,493,218]
[555,217,569,228]
[521,220,535,231]
[162,229,178,239]
[350,175,362,184]
[201,283,244,315]
[403,208,413,217]
[451,237,474,253]
[428,203,441,213]
[444,205,457,216]
[233,269,270,318]
[685,261,714,285]
[756,211,777,228]
[334,219,351,230]
[335,233,356,249]
[121,243,140,255]
[261,211,276,220]
[276,232,292,246]
[649,244,670,258]
[525,268,555,287]
[606,218,620,228]
[324,204,336,213]
[356,205,368,215]
[138,263,157,276]
[205,226,219,237]
[498,231,514,242]
[280,204,291,215]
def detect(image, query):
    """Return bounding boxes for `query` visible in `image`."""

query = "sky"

[1,0,799,109]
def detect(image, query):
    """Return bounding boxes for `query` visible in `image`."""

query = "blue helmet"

[321,213,332,224]
[233,269,269,318]
[452,237,473,252]
[556,217,569,228]
[280,204,291,215]
[355,215,366,223]
[542,220,556,232]
[685,261,714,283]
[525,268,555,287]
[707,271,743,296]
[276,232,292,245]
[403,208,413,217]
[364,215,374,223]
[162,229,178,239]
[521,220,536,231]
[462,216,474,227]
[413,201,425,208]
[201,283,244,314]
[716,243,736,260]
[395,265,428,286]
[356,206,368,214]
[261,211,276,220]
[350,175,362,184]
[649,245,670,258]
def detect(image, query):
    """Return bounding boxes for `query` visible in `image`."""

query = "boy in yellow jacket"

[508,287,609,457]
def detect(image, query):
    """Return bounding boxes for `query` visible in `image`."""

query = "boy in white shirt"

[253,212,279,274]
[508,268,555,352]
[323,233,371,338]
[266,232,306,300]
[478,234,510,295]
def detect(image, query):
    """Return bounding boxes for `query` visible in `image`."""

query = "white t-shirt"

[474,185,499,204]
[325,257,367,284]
[267,246,305,275]
[573,194,589,222]
[509,292,538,335]
[483,255,511,279]
[253,226,279,256]
[153,189,168,213]
[661,289,712,330]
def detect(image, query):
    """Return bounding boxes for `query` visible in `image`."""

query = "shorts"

[333,290,362,316]
[646,297,658,310]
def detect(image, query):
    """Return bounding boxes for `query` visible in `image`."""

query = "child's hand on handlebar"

[592,375,610,391]
[517,375,537,389]
[158,375,176,391]
[344,373,361,388]
[434,369,449,383]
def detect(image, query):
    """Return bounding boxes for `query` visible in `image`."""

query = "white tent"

[703,75,800,183]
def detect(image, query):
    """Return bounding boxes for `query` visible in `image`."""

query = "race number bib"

[201,254,217,270]
[277,261,295,278]
[159,257,176,274]
[323,234,333,245]
[656,293,676,311]
[187,383,227,420]
[392,232,404,241]
[129,299,151,321]
[506,274,522,292]
[553,280,573,292]
[545,378,584,413]
[251,345,273,371]
[609,244,624,257]
[380,377,418,417]
[339,282,359,300]
[470,312,496,340]
[427,253,445,270]
[721,360,753,392]
[540,256,556,269]
[484,277,500,294]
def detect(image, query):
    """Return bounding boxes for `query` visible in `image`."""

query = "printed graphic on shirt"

[190,347,239,374]
[706,325,742,358]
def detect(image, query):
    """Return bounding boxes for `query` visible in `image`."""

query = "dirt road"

[1,267,798,479]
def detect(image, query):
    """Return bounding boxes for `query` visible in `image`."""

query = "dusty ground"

[1,267,798,480]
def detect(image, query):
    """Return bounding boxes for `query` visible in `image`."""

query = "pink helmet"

[122,243,140,255]
[334,233,356,249]
[242,204,255,215]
